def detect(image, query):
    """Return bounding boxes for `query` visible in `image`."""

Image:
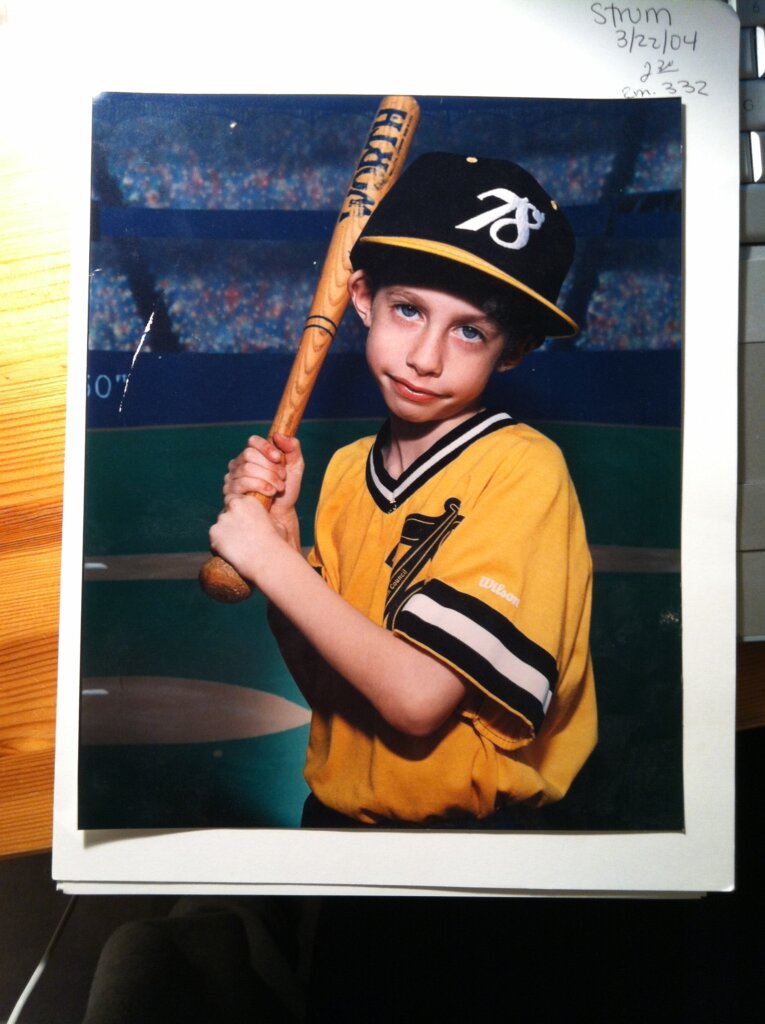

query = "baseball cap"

[349,152,578,339]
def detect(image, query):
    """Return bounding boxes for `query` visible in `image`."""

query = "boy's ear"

[495,353,522,373]
[348,270,374,326]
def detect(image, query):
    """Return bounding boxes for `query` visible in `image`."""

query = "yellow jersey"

[304,409,597,824]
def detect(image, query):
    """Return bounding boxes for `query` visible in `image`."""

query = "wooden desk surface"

[0,108,762,861]
[1,117,68,857]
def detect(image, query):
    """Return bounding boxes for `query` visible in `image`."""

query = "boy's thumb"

[272,432,301,457]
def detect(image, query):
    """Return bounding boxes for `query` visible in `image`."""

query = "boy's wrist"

[252,537,309,603]
[269,506,301,546]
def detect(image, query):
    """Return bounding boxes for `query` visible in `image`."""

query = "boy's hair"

[350,151,578,354]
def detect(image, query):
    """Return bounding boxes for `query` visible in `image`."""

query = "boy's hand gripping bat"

[199,96,420,602]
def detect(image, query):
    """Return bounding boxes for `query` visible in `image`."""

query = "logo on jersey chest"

[384,498,463,627]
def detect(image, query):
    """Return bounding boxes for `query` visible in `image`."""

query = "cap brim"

[356,236,579,339]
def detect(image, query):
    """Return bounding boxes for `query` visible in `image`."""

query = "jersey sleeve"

[305,443,357,588]
[391,434,594,748]
[306,544,323,576]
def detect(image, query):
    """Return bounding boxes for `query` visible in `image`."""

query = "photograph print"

[79,92,683,832]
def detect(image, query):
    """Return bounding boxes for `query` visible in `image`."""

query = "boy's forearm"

[257,541,466,736]
[266,601,318,707]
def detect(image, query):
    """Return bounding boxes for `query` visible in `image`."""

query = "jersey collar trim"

[366,409,516,513]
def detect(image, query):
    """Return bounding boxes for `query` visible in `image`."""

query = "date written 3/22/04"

[616,26,698,55]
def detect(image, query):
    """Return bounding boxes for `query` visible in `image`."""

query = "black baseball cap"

[350,152,578,339]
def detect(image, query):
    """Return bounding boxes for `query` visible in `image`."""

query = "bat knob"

[198,554,254,603]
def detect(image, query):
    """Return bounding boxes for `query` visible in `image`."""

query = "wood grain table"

[1,115,69,857]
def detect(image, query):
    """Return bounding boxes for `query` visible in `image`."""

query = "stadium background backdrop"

[79,93,683,831]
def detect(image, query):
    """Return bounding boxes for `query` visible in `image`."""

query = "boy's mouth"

[389,375,442,403]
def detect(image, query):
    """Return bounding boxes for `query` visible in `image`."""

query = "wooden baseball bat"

[200,95,420,602]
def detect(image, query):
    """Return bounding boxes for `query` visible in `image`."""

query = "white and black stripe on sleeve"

[393,579,557,733]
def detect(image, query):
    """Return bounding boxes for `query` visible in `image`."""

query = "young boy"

[210,152,597,828]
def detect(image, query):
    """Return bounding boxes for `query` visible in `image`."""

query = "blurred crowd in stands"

[583,269,681,351]
[89,240,681,354]
[101,110,371,211]
[154,249,366,354]
[89,104,681,354]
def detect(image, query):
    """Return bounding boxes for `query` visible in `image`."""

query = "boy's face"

[349,271,514,430]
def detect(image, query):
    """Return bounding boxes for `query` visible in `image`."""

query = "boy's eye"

[457,324,485,343]
[394,303,420,320]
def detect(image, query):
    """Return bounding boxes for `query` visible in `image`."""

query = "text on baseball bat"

[339,107,411,222]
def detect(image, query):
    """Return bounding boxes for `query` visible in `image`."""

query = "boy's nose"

[406,331,443,376]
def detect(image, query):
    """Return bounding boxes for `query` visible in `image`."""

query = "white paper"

[23,0,739,895]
